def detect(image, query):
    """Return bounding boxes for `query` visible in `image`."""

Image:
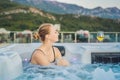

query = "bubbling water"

[15,60,120,80]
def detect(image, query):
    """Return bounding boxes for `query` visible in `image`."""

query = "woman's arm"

[31,51,50,66]
[54,47,70,66]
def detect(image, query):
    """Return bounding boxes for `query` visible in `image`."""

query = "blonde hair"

[33,32,39,40]
[38,23,53,41]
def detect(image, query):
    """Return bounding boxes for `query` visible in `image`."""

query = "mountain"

[0,0,120,32]
[0,0,56,31]
[11,0,120,19]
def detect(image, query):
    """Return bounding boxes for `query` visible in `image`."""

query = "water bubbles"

[15,62,120,80]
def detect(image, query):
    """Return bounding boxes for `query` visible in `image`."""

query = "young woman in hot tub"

[30,23,69,66]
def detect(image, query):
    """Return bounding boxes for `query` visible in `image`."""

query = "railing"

[59,32,120,43]
[0,31,120,43]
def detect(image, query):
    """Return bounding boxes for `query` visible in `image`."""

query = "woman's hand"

[57,58,70,66]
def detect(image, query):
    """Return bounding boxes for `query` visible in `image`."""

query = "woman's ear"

[45,34,50,39]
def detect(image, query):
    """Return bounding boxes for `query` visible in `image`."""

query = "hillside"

[55,14,120,32]
[0,0,56,31]
[12,0,120,19]
[0,0,27,12]
[0,0,120,32]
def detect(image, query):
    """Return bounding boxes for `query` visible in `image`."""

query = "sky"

[51,0,120,9]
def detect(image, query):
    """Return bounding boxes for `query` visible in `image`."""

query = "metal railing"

[0,31,120,43]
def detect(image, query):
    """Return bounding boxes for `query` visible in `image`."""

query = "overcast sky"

[51,0,120,9]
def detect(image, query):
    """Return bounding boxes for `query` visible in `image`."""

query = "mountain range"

[0,0,120,31]
[11,0,120,19]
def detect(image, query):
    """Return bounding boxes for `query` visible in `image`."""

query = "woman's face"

[47,26,59,42]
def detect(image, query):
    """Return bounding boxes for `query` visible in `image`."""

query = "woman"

[30,23,69,66]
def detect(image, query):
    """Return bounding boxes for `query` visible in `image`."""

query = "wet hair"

[38,23,53,41]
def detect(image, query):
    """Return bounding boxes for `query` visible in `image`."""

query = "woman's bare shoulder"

[31,49,50,66]
[32,49,45,58]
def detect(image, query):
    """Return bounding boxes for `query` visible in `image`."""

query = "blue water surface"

[15,60,120,80]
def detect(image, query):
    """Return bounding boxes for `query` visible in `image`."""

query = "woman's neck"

[41,41,53,50]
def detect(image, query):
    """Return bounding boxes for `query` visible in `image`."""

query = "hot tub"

[0,43,120,80]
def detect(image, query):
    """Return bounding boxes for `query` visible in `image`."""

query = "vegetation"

[0,0,28,12]
[0,0,120,32]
